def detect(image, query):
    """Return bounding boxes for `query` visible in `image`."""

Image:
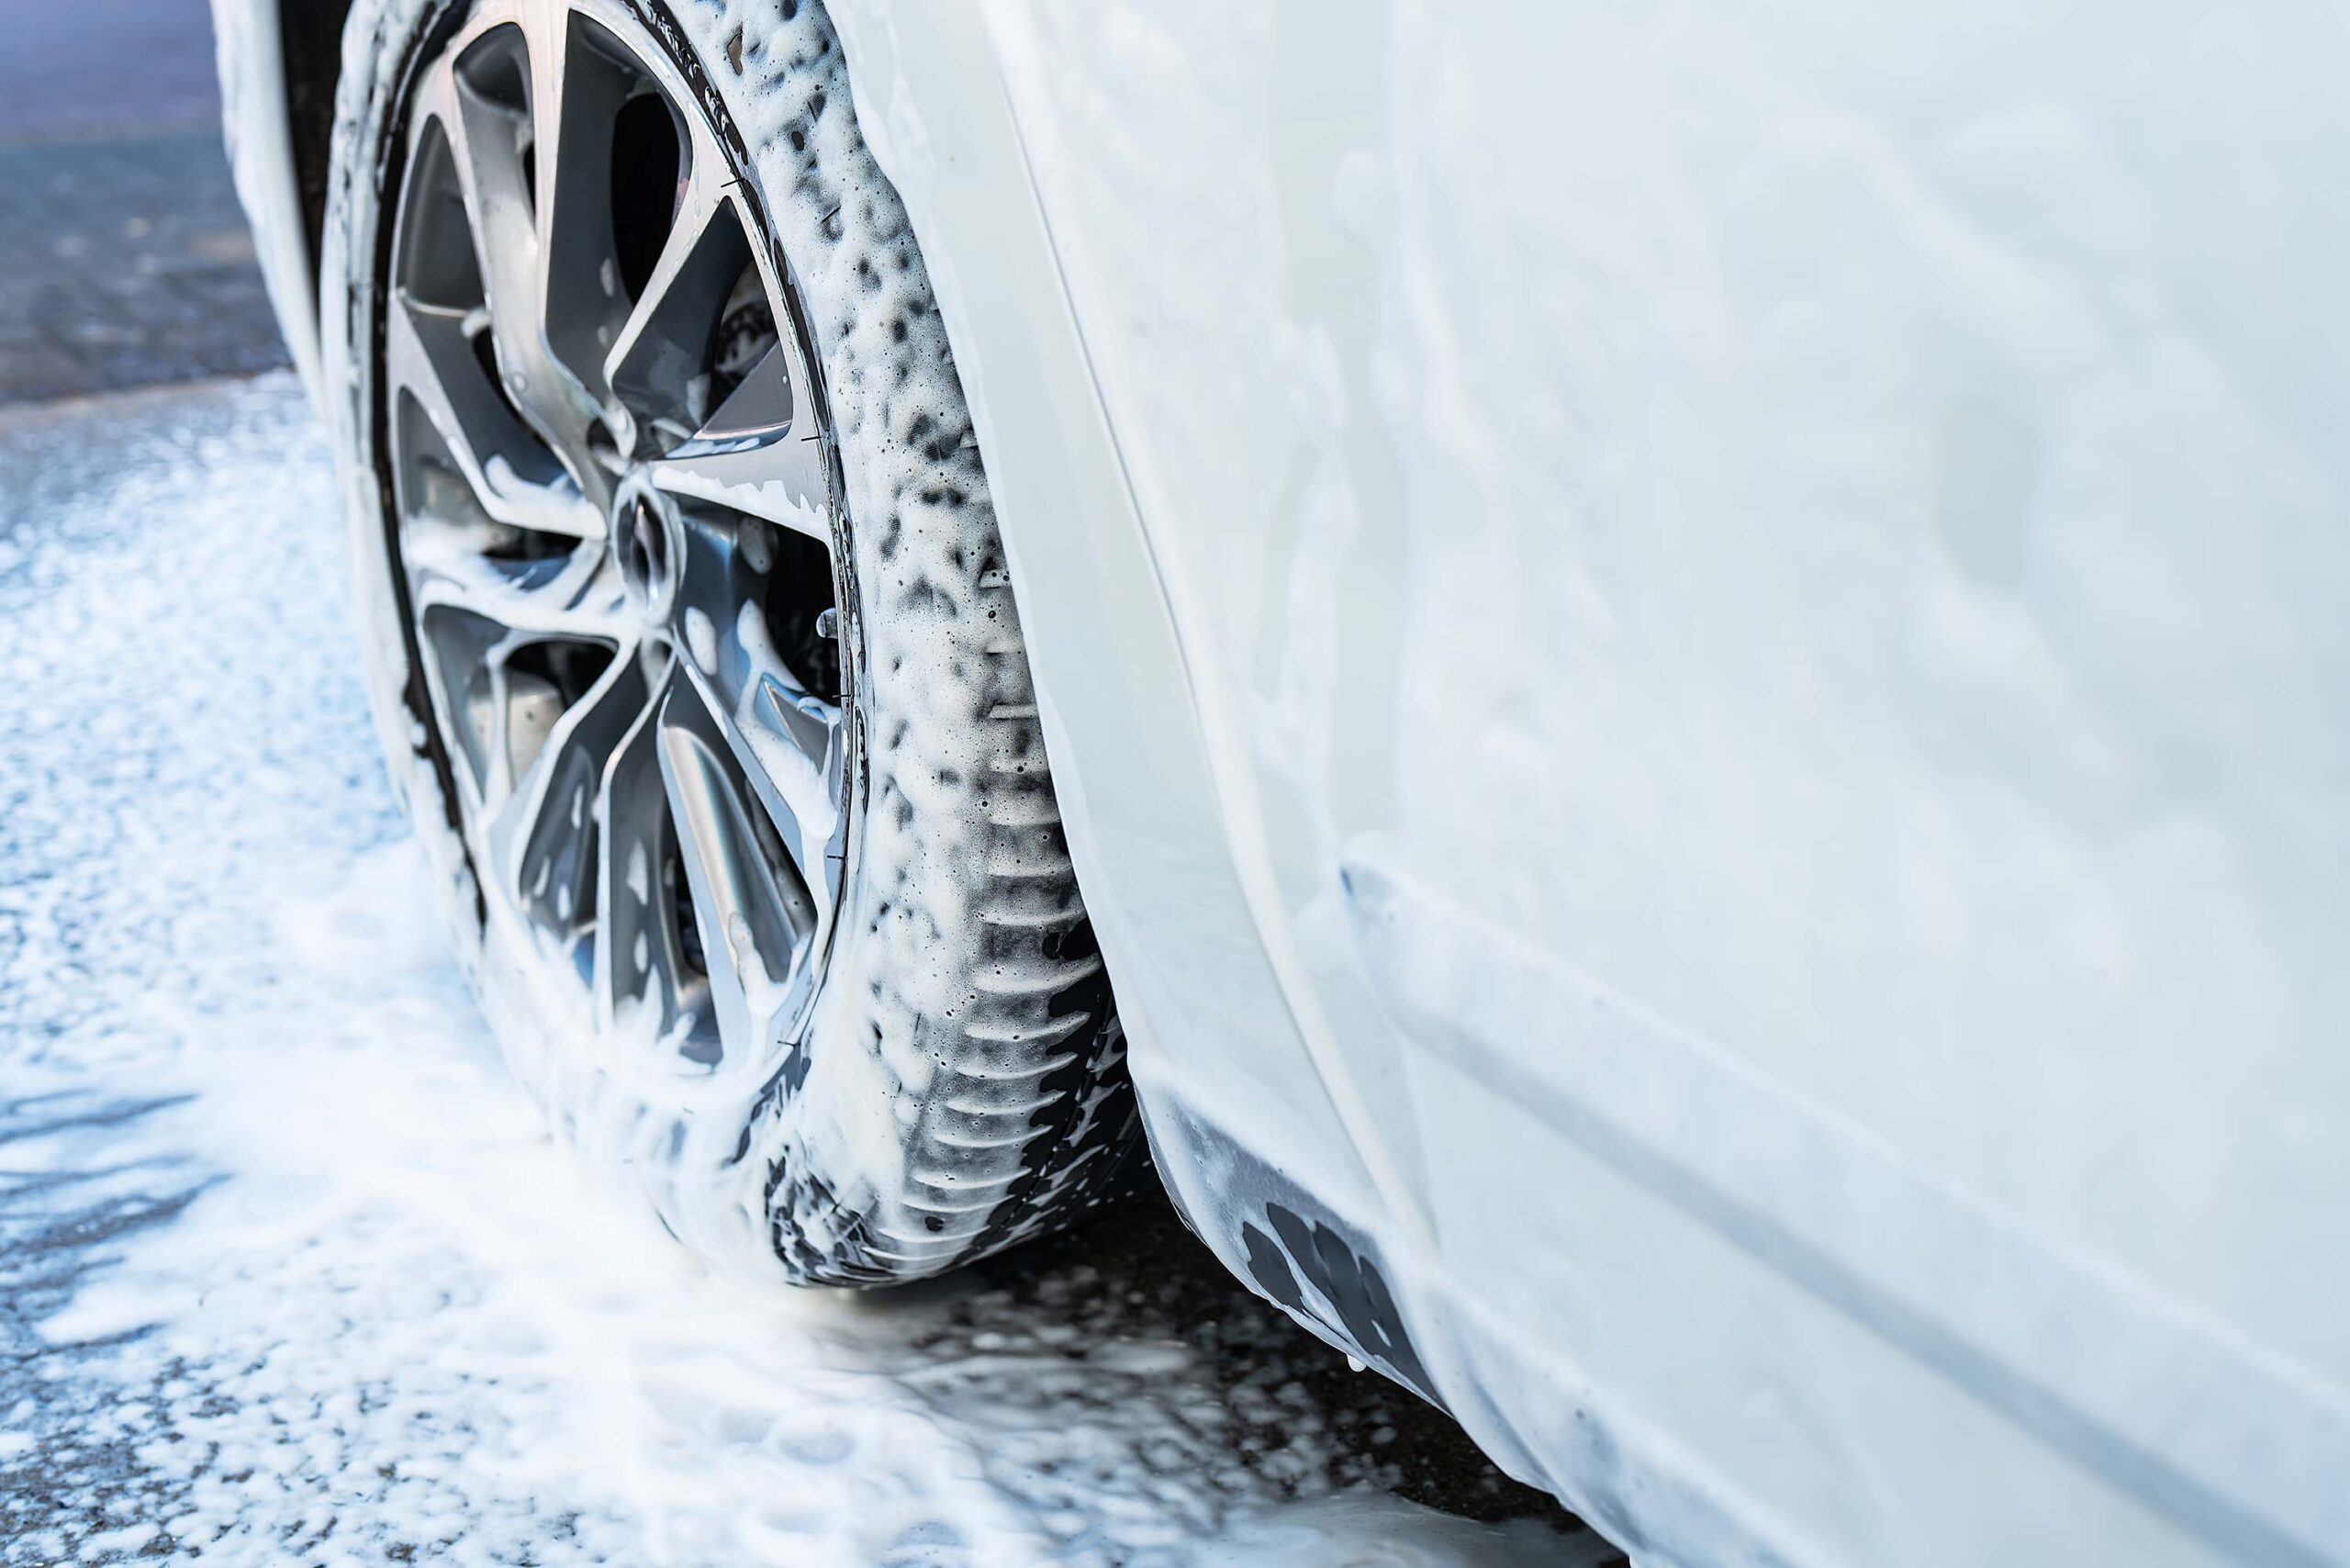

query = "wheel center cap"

[611,472,680,625]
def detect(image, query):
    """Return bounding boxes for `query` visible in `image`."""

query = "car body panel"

[836,4,2350,1563]
[207,0,322,400]
[217,2,2350,1562]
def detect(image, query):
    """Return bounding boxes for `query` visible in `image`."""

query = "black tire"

[320,0,1139,1283]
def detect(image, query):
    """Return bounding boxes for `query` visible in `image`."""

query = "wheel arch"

[818,0,1429,1409]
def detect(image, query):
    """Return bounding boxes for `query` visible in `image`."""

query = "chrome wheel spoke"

[420,15,605,474]
[488,644,647,946]
[657,670,815,1067]
[532,3,637,401]
[605,154,755,443]
[408,535,622,642]
[592,685,714,1056]
[645,342,833,540]
[666,498,845,936]
[386,291,600,538]
[432,55,543,398]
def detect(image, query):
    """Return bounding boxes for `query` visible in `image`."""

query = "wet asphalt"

[0,0,288,402]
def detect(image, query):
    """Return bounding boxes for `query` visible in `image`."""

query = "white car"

[209,2,2349,1562]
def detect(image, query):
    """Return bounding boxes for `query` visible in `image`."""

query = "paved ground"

[0,0,223,140]
[0,0,290,401]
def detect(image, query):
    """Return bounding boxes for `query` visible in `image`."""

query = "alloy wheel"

[384,0,853,1072]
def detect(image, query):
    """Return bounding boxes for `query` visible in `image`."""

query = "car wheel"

[319,0,1138,1283]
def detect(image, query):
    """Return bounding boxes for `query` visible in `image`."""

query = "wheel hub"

[611,475,679,623]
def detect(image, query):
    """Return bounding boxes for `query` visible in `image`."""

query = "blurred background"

[0,0,285,402]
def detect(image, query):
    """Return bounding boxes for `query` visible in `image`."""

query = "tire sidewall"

[323,0,487,987]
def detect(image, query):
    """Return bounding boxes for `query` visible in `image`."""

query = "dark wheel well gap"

[282,0,362,284]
